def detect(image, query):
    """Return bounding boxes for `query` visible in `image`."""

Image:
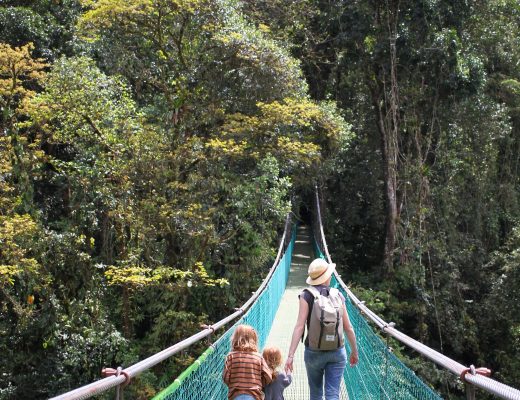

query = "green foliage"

[0,42,48,215]
[0,213,45,328]
[6,0,520,398]
[1,0,335,397]
[481,226,520,387]
[275,0,520,396]
[104,262,228,289]
[0,136,15,214]
[208,98,350,187]
[0,42,47,125]
[39,294,127,395]
[28,56,146,246]
[0,214,41,282]
[76,0,307,126]
[0,221,127,399]
[31,56,142,146]
[0,1,82,59]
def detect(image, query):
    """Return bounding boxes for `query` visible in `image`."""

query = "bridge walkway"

[264,225,349,399]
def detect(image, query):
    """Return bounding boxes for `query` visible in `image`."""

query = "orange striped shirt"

[223,351,272,400]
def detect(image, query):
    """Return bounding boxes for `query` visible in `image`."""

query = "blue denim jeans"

[304,346,347,400]
[233,395,255,400]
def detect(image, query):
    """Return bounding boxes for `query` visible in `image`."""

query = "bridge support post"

[465,384,476,400]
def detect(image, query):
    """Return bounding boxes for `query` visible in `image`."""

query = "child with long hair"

[262,346,292,400]
[223,325,272,400]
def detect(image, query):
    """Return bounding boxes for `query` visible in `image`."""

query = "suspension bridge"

[51,192,520,400]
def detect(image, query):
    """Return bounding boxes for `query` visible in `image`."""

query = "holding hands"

[284,355,294,374]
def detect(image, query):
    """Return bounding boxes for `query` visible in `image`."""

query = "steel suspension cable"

[314,186,520,400]
[50,214,293,400]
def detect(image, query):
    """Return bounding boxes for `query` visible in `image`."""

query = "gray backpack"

[304,286,344,350]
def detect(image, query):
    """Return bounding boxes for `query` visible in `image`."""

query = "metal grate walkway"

[265,225,349,399]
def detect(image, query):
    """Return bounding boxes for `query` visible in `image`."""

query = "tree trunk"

[371,92,398,275]
[369,0,400,276]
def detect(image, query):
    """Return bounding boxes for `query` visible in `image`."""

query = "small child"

[262,346,292,400]
[223,325,272,400]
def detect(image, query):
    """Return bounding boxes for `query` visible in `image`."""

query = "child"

[262,346,292,400]
[223,325,272,400]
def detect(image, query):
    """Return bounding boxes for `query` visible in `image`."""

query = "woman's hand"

[285,297,308,374]
[349,350,359,367]
[284,356,294,374]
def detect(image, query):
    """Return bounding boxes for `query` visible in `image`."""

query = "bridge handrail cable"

[50,214,293,400]
[314,186,520,400]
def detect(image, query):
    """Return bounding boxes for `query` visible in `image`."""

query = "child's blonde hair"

[262,346,283,378]
[231,325,258,352]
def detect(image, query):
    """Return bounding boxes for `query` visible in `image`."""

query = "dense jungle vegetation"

[0,0,519,399]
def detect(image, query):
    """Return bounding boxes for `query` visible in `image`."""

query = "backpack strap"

[304,286,320,299]
[305,286,327,348]
[302,287,320,345]
[329,288,342,347]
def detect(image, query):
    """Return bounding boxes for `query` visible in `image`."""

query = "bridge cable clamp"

[382,322,396,332]
[101,366,131,387]
[201,324,215,333]
[459,364,491,383]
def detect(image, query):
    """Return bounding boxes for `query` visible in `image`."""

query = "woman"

[285,258,358,400]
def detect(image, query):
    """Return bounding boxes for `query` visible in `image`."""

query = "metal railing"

[313,185,520,400]
[50,214,293,400]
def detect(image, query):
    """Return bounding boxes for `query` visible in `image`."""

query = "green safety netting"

[334,276,442,400]
[154,226,442,400]
[153,227,296,400]
[313,240,443,400]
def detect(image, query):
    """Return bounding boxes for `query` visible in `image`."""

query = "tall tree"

[0,1,352,397]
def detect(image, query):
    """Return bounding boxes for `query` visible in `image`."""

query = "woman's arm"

[342,303,359,366]
[284,297,309,373]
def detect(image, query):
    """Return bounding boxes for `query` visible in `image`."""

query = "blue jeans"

[304,346,347,400]
[233,395,255,400]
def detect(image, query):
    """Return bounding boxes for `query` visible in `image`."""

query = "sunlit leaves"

[206,137,248,157]
[213,12,307,101]
[0,214,40,284]
[78,0,154,39]
[78,0,211,39]
[208,98,350,179]
[0,42,47,129]
[105,265,162,287]
[77,0,308,131]
[0,136,15,214]
[0,42,47,105]
[0,213,46,322]
[104,261,228,288]
[77,0,222,119]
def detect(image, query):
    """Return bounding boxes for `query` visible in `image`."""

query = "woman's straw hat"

[306,258,336,285]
